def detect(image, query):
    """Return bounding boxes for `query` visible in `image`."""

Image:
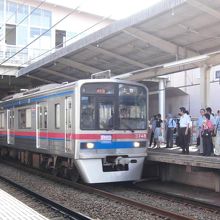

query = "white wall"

[166,66,220,117]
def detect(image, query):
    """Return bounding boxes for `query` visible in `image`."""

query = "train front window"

[118,84,147,130]
[81,96,95,129]
[80,83,147,130]
[98,100,114,130]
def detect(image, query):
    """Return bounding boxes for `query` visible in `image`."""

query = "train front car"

[75,80,148,183]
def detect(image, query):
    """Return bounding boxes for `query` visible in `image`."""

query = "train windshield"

[118,84,146,130]
[80,83,147,130]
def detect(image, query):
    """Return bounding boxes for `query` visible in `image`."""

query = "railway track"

[0,175,91,220]
[94,182,220,219]
[131,183,220,214]
[0,160,198,220]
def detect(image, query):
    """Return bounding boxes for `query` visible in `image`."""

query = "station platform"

[0,189,48,220]
[147,145,220,170]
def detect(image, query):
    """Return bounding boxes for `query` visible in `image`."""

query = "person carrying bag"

[201,113,213,156]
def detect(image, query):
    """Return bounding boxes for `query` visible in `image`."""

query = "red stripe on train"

[0,130,148,140]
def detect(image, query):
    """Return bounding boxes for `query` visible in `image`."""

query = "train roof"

[0,79,147,103]
[1,83,63,102]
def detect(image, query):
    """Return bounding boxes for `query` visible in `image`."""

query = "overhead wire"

[1,13,112,77]
[0,1,87,65]
[0,1,112,79]
[0,0,26,32]
[0,0,47,42]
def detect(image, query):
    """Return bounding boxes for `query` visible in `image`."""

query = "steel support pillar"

[159,79,165,120]
[159,78,166,120]
[200,65,210,108]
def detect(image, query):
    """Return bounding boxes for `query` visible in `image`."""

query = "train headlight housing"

[133,142,140,148]
[86,142,95,149]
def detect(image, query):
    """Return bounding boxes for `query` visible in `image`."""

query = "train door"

[36,103,48,148]
[65,97,72,152]
[7,109,15,144]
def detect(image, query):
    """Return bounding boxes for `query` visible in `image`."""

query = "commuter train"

[0,79,148,183]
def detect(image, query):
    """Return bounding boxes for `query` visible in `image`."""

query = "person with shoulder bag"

[154,114,163,148]
[197,109,206,154]
[201,113,213,156]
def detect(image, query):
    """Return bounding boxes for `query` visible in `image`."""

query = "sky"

[47,0,162,20]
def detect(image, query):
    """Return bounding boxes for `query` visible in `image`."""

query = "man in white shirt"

[179,107,191,154]
[166,113,176,148]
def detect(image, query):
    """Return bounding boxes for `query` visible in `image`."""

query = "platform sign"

[91,70,111,79]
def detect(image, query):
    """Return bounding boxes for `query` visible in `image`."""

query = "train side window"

[38,104,48,130]
[55,104,60,129]
[0,112,5,128]
[18,108,32,129]
[44,106,48,129]
[39,106,43,129]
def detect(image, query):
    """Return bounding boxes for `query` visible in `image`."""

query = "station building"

[0,0,111,97]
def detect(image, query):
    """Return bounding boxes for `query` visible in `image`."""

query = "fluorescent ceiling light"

[163,55,209,68]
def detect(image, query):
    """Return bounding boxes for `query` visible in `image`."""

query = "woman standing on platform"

[214,111,220,156]
[154,114,163,148]
[197,109,206,154]
[201,113,213,156]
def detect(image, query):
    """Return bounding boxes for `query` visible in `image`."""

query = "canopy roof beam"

[39,68,76,81]
[58,57,101,74]
[123,27,199,58]
[187,0,220,20]
[87,45,148,68]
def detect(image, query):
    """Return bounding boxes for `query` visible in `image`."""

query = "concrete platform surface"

[147,145,220,169]
[136,180,220,208]
[0,188,48,220]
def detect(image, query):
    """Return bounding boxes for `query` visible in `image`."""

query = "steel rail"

[131,183,220,212]
[0,174,92,220]
[0,160,194,220]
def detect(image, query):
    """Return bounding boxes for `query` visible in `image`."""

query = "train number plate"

[100,135,112,142]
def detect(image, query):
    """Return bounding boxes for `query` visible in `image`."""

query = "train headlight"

[86,142,95,149]
[133,142,140,148]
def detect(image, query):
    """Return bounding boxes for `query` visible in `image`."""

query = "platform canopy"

[16,0,220,84]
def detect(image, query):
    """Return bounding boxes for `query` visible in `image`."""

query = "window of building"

[55,104,60,129]
[30,7,51,28]
[6,1,28,24]
[17,4,28,24]
[0,112,5,129]
[6,1,16,23]
[18,108,32,129]
[30,8,41,26]
[17,25,28,45]
[42,9,51,28]
[55,30,66,48]
[0,0,4,23]
[30,27,41,38]
[5,24,16,45]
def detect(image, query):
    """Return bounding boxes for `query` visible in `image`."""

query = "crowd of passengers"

[149,107,220,156]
